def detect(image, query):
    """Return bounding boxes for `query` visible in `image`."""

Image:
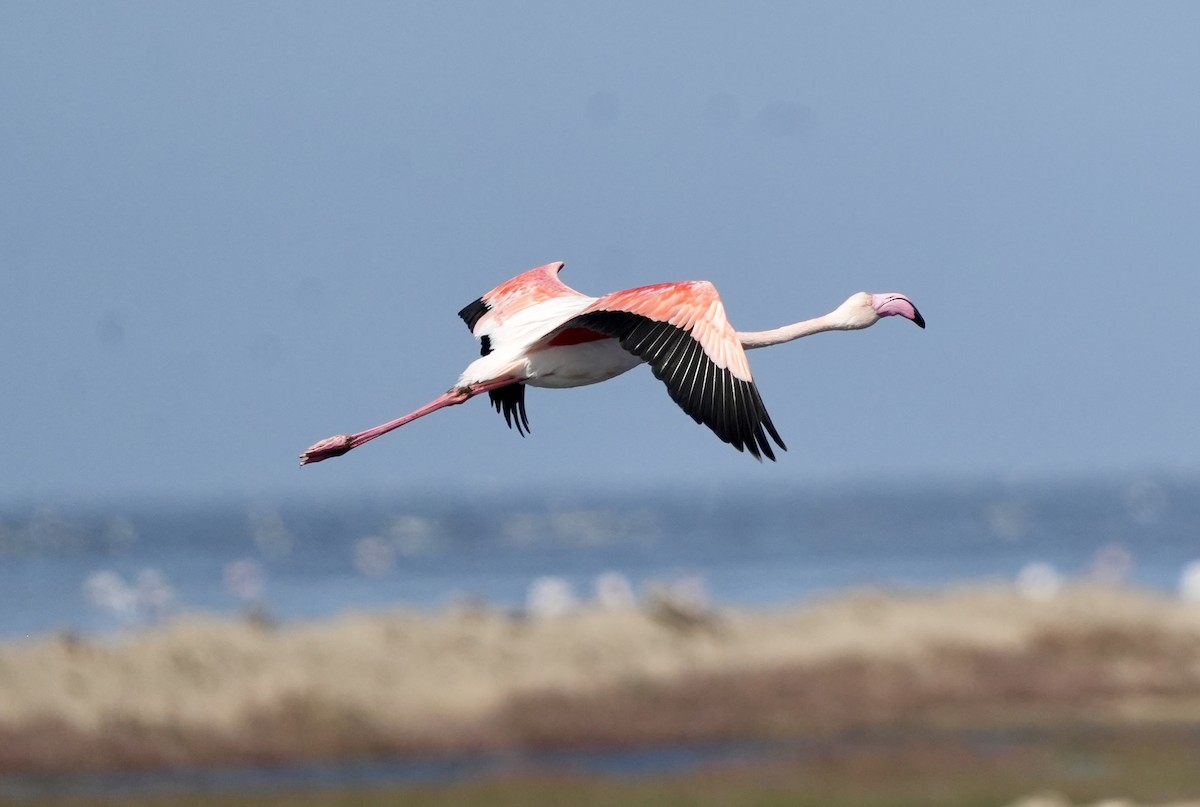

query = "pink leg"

[300,378,515,465]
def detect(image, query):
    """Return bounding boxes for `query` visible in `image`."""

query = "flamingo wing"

[458,261,590,435]
[458,261,588,356]
[555,281,787,461]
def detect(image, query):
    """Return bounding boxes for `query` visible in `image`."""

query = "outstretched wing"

[458,261,588,356]
[555,281,786,461]
[459,262,591,433]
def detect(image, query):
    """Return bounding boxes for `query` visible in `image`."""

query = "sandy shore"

[2,583,1200,775]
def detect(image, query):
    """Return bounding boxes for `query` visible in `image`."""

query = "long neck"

[737,314,845,350]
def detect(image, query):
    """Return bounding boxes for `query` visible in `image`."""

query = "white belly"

[524,339,645,389]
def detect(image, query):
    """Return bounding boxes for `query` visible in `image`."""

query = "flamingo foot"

[300,434,354,466]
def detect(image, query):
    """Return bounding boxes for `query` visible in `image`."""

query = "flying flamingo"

[300,261,924,465]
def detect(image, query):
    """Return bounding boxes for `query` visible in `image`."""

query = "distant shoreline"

[3,583,1200,778]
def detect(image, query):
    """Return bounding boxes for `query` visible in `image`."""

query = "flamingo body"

[300,261,924,465]
[520,340,645,389]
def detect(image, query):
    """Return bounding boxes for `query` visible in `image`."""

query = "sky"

[2,2,1198,503]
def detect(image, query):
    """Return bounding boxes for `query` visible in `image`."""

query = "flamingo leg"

[300,377,516,465]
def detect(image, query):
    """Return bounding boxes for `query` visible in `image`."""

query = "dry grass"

[4,618,1200,776]
[495,622,1200,750]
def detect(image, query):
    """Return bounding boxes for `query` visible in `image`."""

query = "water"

[0,741,776,799]
[6,726,1196,800]
[0,474,1197,638]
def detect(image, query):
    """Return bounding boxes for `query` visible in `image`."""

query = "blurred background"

[2,2,1200,805]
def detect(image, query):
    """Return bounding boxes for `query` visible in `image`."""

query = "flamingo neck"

[737,314,845,350]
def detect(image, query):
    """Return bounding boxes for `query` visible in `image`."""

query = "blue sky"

[3,2,1198,502]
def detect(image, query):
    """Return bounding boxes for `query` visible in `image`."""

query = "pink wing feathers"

[551,281,786,461]
[458,261,590,436]
[589,282,753,380]
[458,261,587,340]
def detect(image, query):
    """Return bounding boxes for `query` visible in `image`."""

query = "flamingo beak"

[871,294,925,329]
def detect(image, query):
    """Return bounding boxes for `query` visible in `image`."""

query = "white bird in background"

[301,261,925,465]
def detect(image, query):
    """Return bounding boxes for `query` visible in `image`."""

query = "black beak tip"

[912,309,926,329]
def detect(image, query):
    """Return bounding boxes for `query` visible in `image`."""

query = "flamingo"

[300,261,924,465]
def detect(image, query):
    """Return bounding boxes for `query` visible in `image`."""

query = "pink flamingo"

[301,261,924,465]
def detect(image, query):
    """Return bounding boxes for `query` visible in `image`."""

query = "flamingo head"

[831,292,925,330]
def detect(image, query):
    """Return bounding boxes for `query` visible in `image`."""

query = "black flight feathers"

[457,297,488,332]
[489,384,530,436]
[457,298,494,356]
[569,311,786,461]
